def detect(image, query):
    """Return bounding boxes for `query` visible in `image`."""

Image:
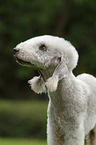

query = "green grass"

[0,99,48,138]
[0,99,48,113]
[0,138,47,145]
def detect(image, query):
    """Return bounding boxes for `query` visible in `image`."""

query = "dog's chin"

[15,58,35,67]
[15,57,46,80]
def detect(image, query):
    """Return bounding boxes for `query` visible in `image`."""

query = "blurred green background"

[0,0,96,144]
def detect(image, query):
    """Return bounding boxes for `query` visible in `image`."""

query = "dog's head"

[13,35,78,81]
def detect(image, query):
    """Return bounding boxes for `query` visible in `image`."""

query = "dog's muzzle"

[13,48,34,67]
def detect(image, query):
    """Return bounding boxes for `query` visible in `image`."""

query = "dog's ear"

[53,56,68,80]
[45,57,68,92]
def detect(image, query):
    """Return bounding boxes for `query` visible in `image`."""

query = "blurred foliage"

[0,0,96,99]
[0,100,47,138]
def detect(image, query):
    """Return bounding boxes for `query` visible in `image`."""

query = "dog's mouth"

[15,58,35,67]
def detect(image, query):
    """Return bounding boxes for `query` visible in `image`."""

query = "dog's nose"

[13,48,19,54]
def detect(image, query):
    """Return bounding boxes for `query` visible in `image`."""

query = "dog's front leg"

[63,128,85,145]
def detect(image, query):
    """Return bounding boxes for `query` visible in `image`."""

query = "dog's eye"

[39,44,47,51]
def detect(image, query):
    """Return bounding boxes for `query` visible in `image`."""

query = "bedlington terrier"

[13,35,96,145]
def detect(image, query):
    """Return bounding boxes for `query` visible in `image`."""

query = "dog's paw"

[45,75,58,92]
[28,76,46,94]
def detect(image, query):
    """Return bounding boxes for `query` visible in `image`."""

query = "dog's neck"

[49,71,75,109]
[38,65,58,81]
[55,71,74,92]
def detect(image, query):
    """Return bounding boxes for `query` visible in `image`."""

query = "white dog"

[13,35,96,145]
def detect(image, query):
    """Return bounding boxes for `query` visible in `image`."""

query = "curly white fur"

[14,35,96,145]
[28,76,46,94]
